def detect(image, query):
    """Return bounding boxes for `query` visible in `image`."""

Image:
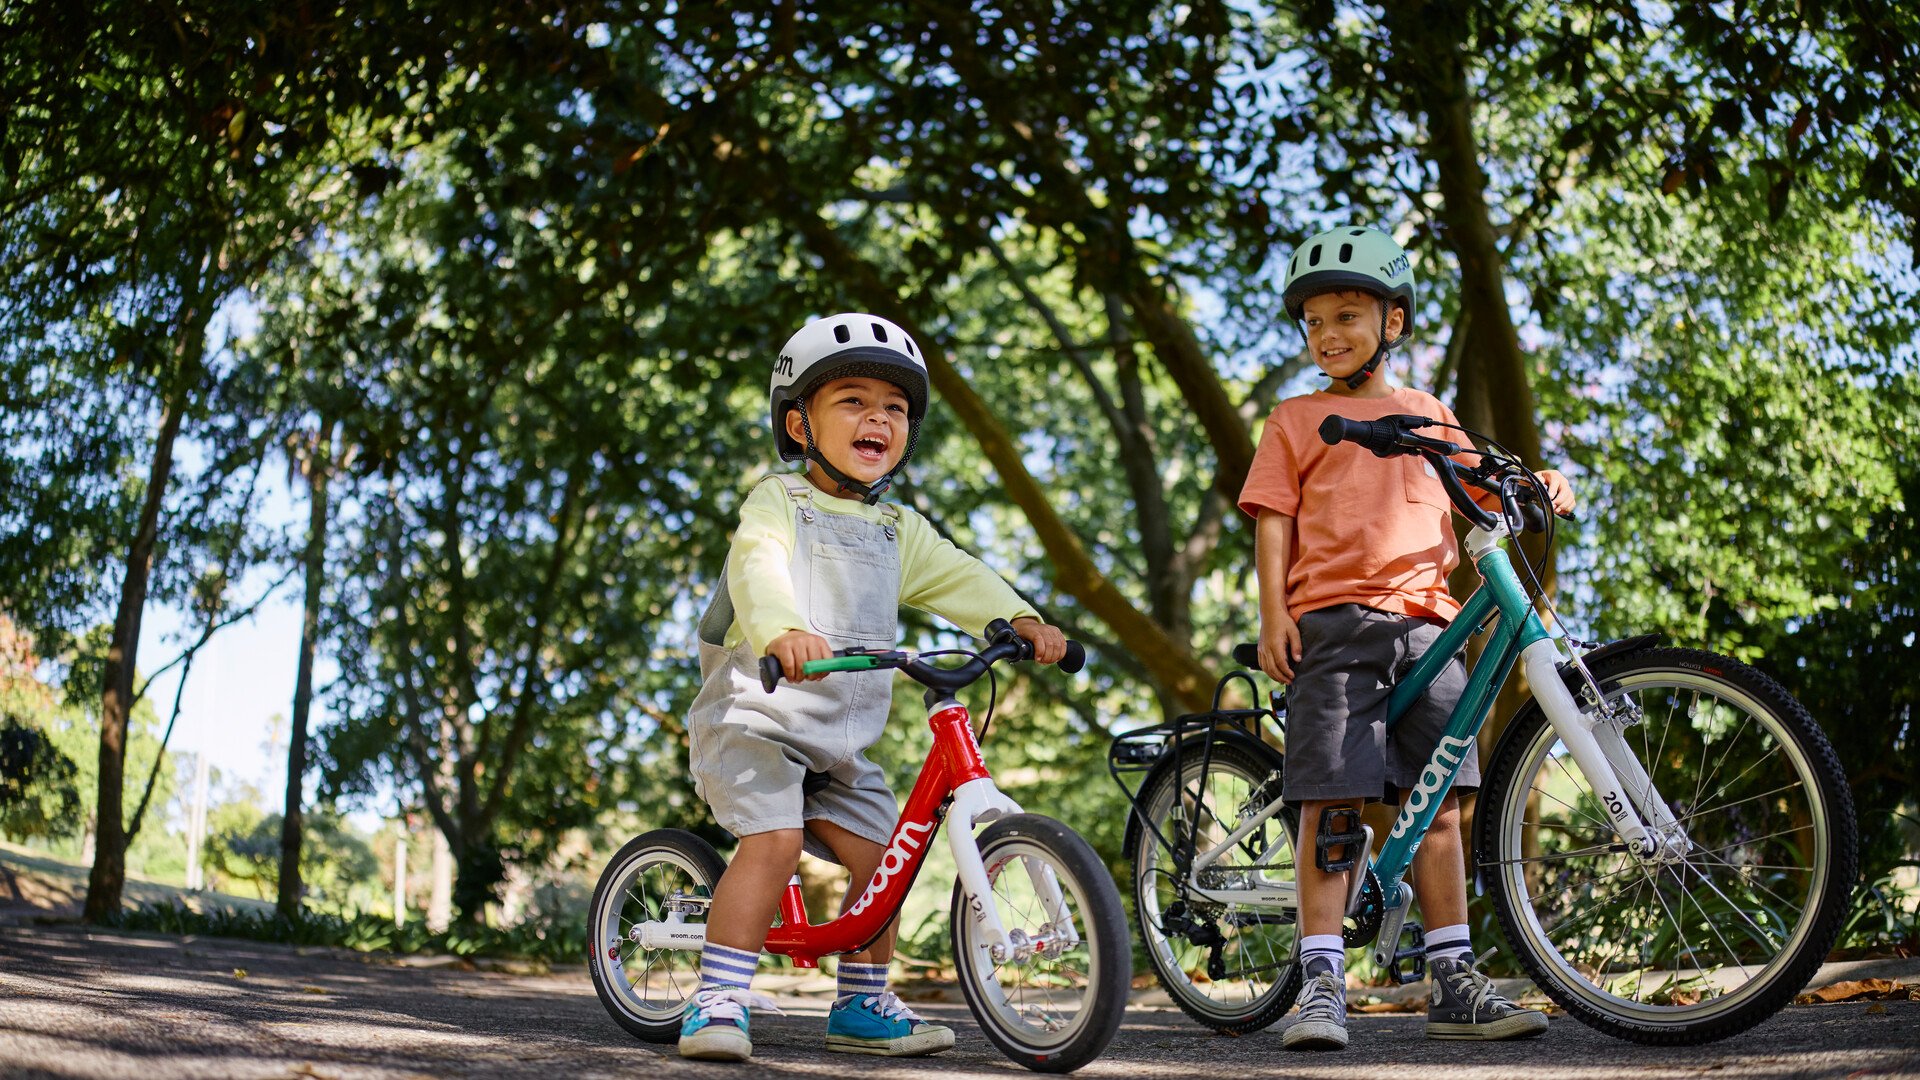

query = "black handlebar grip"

[1059,640,1086,674]
[1232,642,1260,668]
[1318,414,1400,456]
[758,655,784,694]
[1519,497,1550,535]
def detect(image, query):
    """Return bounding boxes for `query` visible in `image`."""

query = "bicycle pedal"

[1389,922,1426,985]
[1314,806,1368,873]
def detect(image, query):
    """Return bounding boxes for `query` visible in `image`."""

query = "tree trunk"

[278,417,335,919]
[83,366,193,923]
[1385,0,1554,764]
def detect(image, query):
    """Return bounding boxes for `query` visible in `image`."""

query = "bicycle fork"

[950,777,1081,964]
[1524,638,1688,862]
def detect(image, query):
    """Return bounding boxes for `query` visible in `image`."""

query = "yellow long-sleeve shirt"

[723,477,1039,656]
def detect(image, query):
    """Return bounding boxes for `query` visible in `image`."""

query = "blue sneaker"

[825,991,955,1056]
[679,987,782,1061]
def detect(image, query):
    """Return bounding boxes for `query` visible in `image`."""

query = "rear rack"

[1106,666,1287,865]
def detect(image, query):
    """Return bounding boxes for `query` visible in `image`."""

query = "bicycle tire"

[1479,646,1856,1045]
[1130,741,1302,1034]
[951,814,1129,1073]
[587,829,728,1043]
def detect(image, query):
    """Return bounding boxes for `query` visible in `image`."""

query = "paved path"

[2,925,1915,1079]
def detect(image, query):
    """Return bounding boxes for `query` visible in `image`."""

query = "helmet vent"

[1308,244,1322,267]
[904,336,917,356]
[834,323,852,344]
[1350,228,1366,236]
[871,322,889,342]
[1339,242,1353,262]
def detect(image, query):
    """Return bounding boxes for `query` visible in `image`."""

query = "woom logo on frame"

[1389,734,1473,840]
[847,817,935,916]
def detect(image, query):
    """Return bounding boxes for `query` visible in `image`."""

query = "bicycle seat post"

[778,874,811,940]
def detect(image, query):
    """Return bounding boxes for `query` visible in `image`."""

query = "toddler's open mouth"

[852,434,889,462]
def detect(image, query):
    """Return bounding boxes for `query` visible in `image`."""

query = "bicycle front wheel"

[951,814,1129,1073]
[1480,646,1856,1045]
[1131,740,1301,1033]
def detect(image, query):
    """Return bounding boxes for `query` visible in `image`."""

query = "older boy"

[1239,226,1573,1050]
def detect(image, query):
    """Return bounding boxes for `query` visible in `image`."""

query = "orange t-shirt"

[1237,386,1478,624]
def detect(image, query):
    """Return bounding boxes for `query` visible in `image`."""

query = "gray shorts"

[687,642,901,863]
[1281,604,1478,805]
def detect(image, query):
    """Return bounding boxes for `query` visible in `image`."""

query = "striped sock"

[699,942,759,990]
[1424,923,1473,965]
[1300,933,1346,981]
[836,960,888,1001]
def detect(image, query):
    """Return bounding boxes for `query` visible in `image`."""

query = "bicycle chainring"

[1342,870,1384,948]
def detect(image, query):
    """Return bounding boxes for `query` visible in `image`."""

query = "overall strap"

[775,472,898,538]
[775,472,817,522]
[775,472,815,501]
[696,577,735,647]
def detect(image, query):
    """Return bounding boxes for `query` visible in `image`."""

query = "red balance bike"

[587,621,1129,1073]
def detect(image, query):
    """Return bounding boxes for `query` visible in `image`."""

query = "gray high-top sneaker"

[1425,955,1548,1040]
[1282,960,1349,1050]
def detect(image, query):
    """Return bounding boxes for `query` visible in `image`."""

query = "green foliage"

[4,0,1916,951]
[0,717,79,840]
[105,896,590,965]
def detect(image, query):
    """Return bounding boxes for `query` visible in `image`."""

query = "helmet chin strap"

[795,401,919,505]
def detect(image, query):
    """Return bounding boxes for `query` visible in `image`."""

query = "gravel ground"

[2,924,1916,1080]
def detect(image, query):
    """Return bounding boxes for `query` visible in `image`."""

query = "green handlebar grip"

[803,655,879,675]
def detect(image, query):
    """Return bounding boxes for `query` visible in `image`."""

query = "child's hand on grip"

[768,629,833,682]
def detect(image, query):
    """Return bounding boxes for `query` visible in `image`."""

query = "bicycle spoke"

[1690,844,1808,915]
[1689,703,1752,814]
[1546,750,1616,831]
[1681,859,1776,967]
[1484,842,1626,865]
[1668,780,1805,827]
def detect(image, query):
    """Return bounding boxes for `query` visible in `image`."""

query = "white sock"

[836,960,888,1001]
[1300,933,1346,980]
[698,941,759,990]
[1424,923,1473,964]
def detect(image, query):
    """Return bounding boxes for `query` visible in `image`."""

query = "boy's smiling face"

[786,375,911,490]
[1301,290,1404,384]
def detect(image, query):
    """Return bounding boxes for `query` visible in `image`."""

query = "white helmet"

[768,313,931,501]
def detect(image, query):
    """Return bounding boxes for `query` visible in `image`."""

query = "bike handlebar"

[1317,413,1569,534]
[758,619,1086,694]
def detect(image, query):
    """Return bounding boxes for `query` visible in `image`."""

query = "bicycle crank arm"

[1342,826,1374,917]
[1369,881,1414,971]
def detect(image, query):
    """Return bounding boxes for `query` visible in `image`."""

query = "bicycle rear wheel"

[951,814,1129,1073]
[1130,741,1301,1033]
[587,829,726,1043]
[1479,646,1856,1044]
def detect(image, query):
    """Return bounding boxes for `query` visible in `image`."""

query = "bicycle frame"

[1176,520,1675,956]
[637,694,1066,967]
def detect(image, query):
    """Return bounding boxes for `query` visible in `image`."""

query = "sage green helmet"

[1281,225,1416,349]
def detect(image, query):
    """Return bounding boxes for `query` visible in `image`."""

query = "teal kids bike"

[1108,413,1856,1044]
